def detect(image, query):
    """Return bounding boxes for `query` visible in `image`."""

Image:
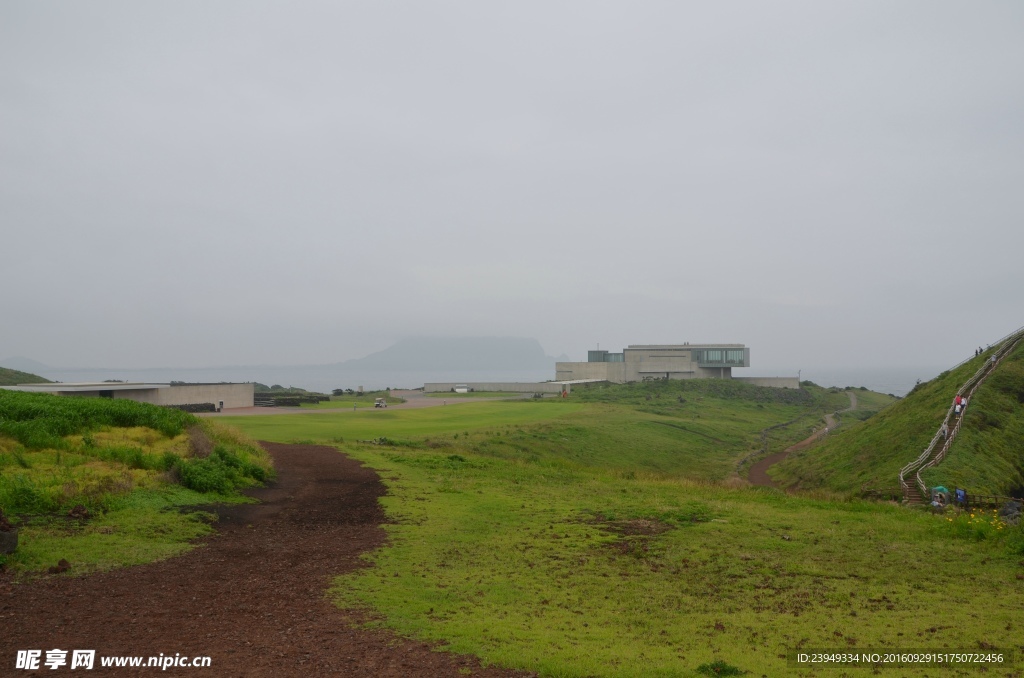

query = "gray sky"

[2,1,1022,372]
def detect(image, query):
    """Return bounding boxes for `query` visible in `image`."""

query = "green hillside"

[0,366,50,386]
[770,353,987,492]
[773,343,1024,496]
[922,341,1024,494]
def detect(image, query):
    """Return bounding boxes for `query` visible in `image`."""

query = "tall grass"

[0,390,195,449]
[0,394,274,517]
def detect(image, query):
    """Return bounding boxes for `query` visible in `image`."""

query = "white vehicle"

[374,398,387,408]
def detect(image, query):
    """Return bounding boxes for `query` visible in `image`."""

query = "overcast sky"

[2,1,1022,372]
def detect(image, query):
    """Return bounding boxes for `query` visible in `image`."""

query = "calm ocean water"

[33,365,944,398]
[792,367,947,397]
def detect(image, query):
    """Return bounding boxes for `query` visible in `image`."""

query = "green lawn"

[322,444,1024,676]
[218,401,584,445]
[297,399,379,409]
[425,391,528,399]
[221,385,1024,676]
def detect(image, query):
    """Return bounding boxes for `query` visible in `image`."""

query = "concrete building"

[0,382,254,410]
[556,344,799,389]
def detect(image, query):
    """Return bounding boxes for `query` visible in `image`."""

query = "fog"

[2,1,1022,374]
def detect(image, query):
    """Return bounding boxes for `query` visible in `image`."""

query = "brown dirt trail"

[0,443,532,677]
[748,391,858,488]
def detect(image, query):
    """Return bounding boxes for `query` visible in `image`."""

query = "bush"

[174,445,268,494]
[0,391,195,450]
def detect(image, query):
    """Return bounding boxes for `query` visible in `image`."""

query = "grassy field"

[221,382,1024,676]
[425,391,527,399]
[0,391,272,575]
[218,401,583,448]
[219,380,840,483]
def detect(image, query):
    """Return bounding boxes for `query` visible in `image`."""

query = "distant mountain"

[0,356,50,373]
[339,337,559,372]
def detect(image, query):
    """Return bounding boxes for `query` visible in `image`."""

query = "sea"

[790,367,948,397]
[29,365,942,398]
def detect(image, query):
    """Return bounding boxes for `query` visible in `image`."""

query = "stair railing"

[915,332,1024,489]
[899,325,1024,501]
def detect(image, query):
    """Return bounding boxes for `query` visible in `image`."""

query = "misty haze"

[2,2,1021,382]
[3,4,1024,676]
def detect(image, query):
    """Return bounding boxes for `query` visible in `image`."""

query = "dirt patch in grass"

[602,517,673,537]
[0,443,533,677]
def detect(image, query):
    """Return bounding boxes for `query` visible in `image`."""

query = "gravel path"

[0,443,532,677]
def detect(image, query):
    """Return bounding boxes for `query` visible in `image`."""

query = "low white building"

[0,382,254,410]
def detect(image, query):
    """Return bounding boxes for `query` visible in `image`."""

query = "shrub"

[174,445,268,494]
[0,391,195,450]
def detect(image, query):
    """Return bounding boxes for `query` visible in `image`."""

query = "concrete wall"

[155,383,255,408]
[424,382,570,394]
[3,383,255,408]
[555,362,626,382]
[110,384,253,408]
[734,377,800,389]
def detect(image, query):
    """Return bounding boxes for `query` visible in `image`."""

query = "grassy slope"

[0,391,272,575]
[922,341,1024,494]
[0,367,50,385]
[217,401,582,444]
[223,388,1024,677]
[770,354,993,493]
[220,380,843,483]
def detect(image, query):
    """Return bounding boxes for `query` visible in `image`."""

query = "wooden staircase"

[903,484,926,506]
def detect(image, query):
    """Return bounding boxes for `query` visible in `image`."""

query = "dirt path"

[0,444,533,677]
[748,391,857,488]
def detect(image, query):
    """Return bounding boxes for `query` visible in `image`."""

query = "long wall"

[159,383,254,408]
[111,384,254,408]
[733,377,800,389]
[424,382,570,394]
[555,362,626,382]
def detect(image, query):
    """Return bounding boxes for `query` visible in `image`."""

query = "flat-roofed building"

[0,382,254,410]
[556,344,751,383]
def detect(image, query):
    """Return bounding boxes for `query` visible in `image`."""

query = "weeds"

[696,661,744,677]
